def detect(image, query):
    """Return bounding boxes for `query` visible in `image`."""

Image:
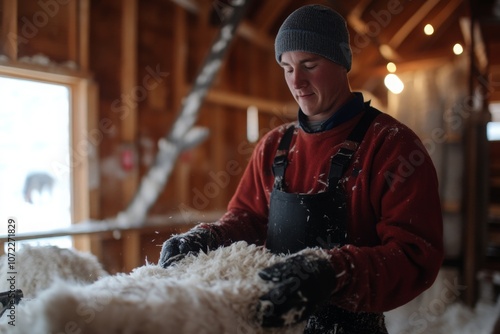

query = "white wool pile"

[385,299,500,334]
[0,245,107,298]
[0,242,306,334]
[385,268,500,333]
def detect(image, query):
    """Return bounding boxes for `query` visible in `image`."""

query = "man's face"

[280,51,349,122]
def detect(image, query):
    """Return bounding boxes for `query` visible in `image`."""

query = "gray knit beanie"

[275,4,352,72]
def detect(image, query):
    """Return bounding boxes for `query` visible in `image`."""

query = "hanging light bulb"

[453,43,463,55]
[384,74,404,94]
[424,24,434,36]
[246,105,259,143]
[386,62,397,73]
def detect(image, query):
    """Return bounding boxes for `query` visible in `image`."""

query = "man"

[160,4,443,333]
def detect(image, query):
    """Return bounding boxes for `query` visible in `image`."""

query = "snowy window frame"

[0,64,93,240]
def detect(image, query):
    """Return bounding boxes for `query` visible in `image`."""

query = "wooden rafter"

[238,21,274,51]
[255,0,292,33]
[171,0,199,13]
[431,0,464,32]
[206,89,296,118]
[346,0,373,35]
[388,0,441,49]
[170,0,274,50]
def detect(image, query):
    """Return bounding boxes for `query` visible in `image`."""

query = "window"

[0,76,72,248]
[487,103,500,141]
[0,64,93,250]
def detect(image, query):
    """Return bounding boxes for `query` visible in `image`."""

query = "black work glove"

[256,253,337,327]
[159,227,220,268]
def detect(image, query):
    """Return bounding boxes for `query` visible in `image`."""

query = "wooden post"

[172,5,190,206]
[121,0,138,208]
[1,0,18,60]
[79,0,90,71]
[116,0,140,264]
[67,0,78,65]
[122,230,141,272]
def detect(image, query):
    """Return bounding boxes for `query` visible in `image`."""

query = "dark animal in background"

[23,172,55,204]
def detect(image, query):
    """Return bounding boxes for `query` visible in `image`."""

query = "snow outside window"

[0,76,72,249]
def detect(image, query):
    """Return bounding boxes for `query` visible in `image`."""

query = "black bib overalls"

[266,106,388,333]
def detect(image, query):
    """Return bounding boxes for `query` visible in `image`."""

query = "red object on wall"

[121,148,135,172]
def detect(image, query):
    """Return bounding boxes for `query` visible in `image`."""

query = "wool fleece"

[0,242,308,334]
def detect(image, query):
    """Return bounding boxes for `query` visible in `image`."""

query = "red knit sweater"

[202,110,443,313]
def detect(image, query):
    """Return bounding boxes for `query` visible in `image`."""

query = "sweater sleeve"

[327,121,444,312]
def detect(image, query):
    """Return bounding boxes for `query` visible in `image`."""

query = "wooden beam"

[346,0,373,35]
[1,0,18,60]
[254,0,292,33]
[206,89,296,118]
[388,0,441,49]
[431,0,464,32]
[120,0,138,208]
[173,5,188,111]
[173,5,190,206]
[0,211,223,242]
[171,0,199,13]
[79,0,90,71]
[67,0,78,64]
[371,55,452,76]
[122,230,141,271]
[238,21,274,51]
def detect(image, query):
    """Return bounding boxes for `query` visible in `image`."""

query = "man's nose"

[290,71,307,89]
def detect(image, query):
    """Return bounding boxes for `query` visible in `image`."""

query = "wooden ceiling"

[177,0,500,102]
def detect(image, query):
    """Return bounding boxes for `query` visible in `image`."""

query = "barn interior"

[1,0,500,332]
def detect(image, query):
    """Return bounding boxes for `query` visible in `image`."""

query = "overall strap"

[272,125,295,191]
[328,107,380,191]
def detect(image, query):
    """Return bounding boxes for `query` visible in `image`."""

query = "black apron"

[266,106,388,334]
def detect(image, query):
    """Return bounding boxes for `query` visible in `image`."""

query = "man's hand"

[256,253,337,327]
[159,227,219,268]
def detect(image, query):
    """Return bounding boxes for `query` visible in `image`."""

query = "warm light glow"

[424,24,434,36]
[384,74,404,94]
[246,105,259,143]
[453,43,464,55]
[386,62,397,73]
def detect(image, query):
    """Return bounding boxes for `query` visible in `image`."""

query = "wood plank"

[254,0,292,32]
[67,0,78,64]
[71,79,91,226]
[431,0,464,33]
[121,0,138,141]
[173,5,188,110]
[388,0,441,49]
[206,89,297,118]
[171,0,199,13]
[173,5,190,206]
[122,230,141,271]
[238,21,274,51]
[346,0,373,35]
[0,211,224,242]
[1,0,18,60]
[79,0,90,71]
[120,0,139,207]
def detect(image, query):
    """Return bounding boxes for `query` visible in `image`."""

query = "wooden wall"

[87,0,294,221]
[0,0,294,271]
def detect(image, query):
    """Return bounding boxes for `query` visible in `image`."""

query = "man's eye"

[304,65,316,70]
